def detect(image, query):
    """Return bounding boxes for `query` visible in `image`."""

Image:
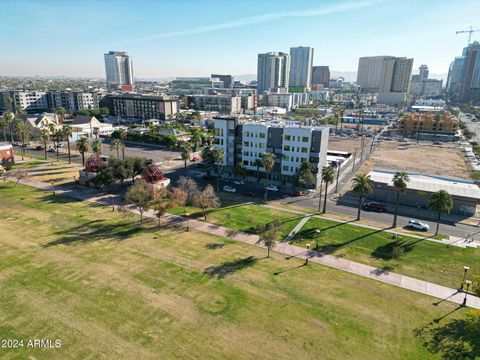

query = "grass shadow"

[205,243,225,250]
[203,256,257,279]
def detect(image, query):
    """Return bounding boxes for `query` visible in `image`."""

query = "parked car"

[191,156,201,162]
[266,185,279,192]
[12,141,22,146]
[35,145,44,150]
[233,180,245,185]
[291,190,303,196]
[100,155,110,161]
[406,219,430,231]
[433,141,443,145]
[363,202,387,212]
[305,189,315,194]
[223,185,237,193]
[245,191,256,197]
[47,148,55,153]
[55,142,65,148]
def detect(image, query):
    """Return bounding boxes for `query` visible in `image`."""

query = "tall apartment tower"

[104,51,134,91]
[257,52,290,94]
[311,66,330,88]
[289,46,314,91]
[458,41,480,103]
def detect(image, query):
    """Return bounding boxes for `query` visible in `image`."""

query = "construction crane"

[456,26,480,45]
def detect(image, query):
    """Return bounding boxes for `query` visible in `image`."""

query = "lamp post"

[462,280,472,306]
[51,181,55,195]
[73,176,77,190]
[305,243,310,265]
[335,163,341,193]
[112,197,115,212]
[460,266,470,290]
[185,213,189,231]
[315,229,321,250]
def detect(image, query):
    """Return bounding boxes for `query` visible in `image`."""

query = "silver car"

[407,219,430,231]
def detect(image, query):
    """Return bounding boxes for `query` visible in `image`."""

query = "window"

[284,135,291,141]
[283,145,290,151]
[301,147,308,153]
[259,133,265,138]
[302,136,309,142]
[282,165,289,171]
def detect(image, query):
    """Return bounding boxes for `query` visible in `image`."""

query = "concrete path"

[6,176,480,309]
[283,215,312,242]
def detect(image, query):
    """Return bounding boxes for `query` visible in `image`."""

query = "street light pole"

[305,243,310,265]
[335,163,341,193]
[460,266,470,290]
[51,181,55,195]
[462,280,472,306]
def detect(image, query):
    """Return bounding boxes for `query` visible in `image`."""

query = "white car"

[233,180,245,185]
[223,185,237,193]
[266,185,279,192]
[407,219,430,231]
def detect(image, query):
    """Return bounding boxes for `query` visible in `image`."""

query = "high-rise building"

[289,46,314,91]
[257,52,290,94]
[446,57,466,95]
[104,51,134,91]
[311,66,330,88]
[458,41,480,103]
[211,74,233,88]
[418,64,429,81]
[357,56,413,104]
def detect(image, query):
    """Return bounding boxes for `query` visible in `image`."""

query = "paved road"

[461,112,480,141]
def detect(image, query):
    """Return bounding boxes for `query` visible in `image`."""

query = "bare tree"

[193,184,220,220]
[178,176,200,204]
[170,187,188,213]
[10,168,28,187]
[257,222,281,258]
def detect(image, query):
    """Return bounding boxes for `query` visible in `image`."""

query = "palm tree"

[351,173,374,220]
[211,147,224,191]
[321,165,335,213]
[92,128,100,139]
[15,121,28,160]
[262,152,276,201]
[0,117,7,141]
[254,158,263,184]
[3,111,15,142]
[62,124,73,164]
[110,138,122,158]
[76,137,89,166]
[53,128,62,159]
[180,143,192,168]
[428,190,454,235]
[92,139,102,155]
[118,129,128,159]
[40,129,49,160]
[392,171,410,228]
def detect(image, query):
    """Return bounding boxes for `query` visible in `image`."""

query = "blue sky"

[1,0,479,79]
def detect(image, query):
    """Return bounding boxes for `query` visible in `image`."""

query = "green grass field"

[0,182,477,359]
[291,217,480,289]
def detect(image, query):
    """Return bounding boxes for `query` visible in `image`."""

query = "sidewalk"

[6,176,480,310]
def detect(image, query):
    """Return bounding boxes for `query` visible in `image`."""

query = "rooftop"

[368,168,480,200]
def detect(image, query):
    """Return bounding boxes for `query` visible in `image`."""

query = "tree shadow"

[371,239,416,260]
[273,263,305,275]
[203,256,257,279]
[40,193,82,204]
[205,243,225,250]
[415,309,479,359]
[43,219,156,247]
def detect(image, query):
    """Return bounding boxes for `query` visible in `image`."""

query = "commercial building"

[265,92,309,111]
[104,51,134,91]
[398,112,459,139]
[187,95,241,114]
[170,77,224,96]
[367,168,480,215]
[106,93,178,120]
[356,56,389,90]
[211,74,233,88]
[409,65,442,98]
[289,46,314,91]
[458,41,480,103]
[257,52,290,94]
[311,66,330,88]
[213,118,329,186]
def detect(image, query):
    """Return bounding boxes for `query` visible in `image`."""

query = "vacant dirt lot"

[358,141,469,178]
[328,137,362,154]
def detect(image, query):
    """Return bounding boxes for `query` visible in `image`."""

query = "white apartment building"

[289,46,314,90]
[7,90,48,111]
[104,51,134,90]
[214,118,329,186]
[257,52,290,94]
[265,92,309,111]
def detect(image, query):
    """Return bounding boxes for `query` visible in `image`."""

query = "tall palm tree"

[92,139,102,155]
[351,173,374,221]
[211,147,224,192]
[92,128,100,139]
[62,124,73,164]
[118,129,128,159]
[3,111,15,143]
[428,190,454,235]
[40,129,49,160]
[392,171,410,228]
[254,158,263,184]
[53,129,62,159]
[15,121,28,160]
[76,137,89,166]
[262,152,276,201]
[180,143,192,168]
[0,117,7,141]
[110,138,122,158]
[321,165,335,213]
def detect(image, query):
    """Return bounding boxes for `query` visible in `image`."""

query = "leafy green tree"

[257,222,280,258]
[321,165,335,213]
[62,124,73,164]
[428,190,454,235]
[392,171,410,228]
[193,184,220,220]
[92,166,115,190]
[262,152,276,201]
[351,173,374,220]
[125,179,154,222]
[3,111,15,142]
[76,137,89,166]
[150,189,173,226]
[296,160,315,189]
[162,134,177,148]
[108,158,131,188]
[100,107,110,117]
[92,139,102,155]
[180,143,192,168]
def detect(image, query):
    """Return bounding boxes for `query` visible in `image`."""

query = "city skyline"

[1,0,479,78]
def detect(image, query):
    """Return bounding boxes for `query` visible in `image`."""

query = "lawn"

[291,217,480,289]
[22,162,81,185]
[170,201,304,239]
[0,182,476,359]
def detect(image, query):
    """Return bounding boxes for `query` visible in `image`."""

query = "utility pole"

[351,149,357,174]
[335,164,341,193]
